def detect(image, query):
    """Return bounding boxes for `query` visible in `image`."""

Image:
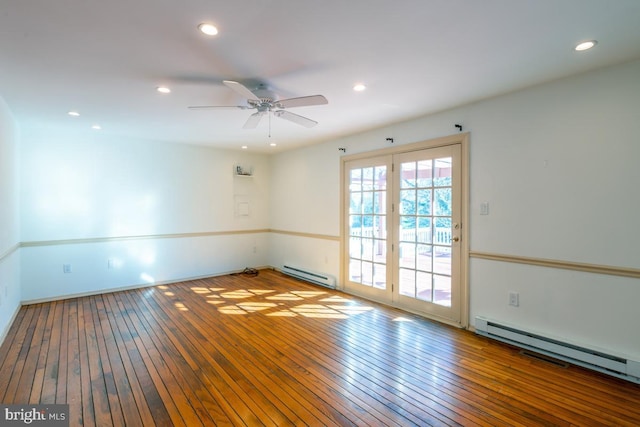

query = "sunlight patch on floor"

[172,283,377,319]
[248,289,275,295]
[266,293,305,301]
[219,306,248,315]
[220,290,256,299]
[236,302,278,312]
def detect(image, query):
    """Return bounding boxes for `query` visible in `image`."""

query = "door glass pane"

[399,269,415,297]
[434,188,451,216]
[417,160,433,187]
[434,157,452,186]
[433,246,451,275]
[350,193,361,214]
[434,217,451,245]
[434,274,451,307]
[400,162,416,188]
[399,216,416,242]
[362,261,373,285]
[374,166,387,190]
[373,215,387,239]
[363,192,374,214]
[349,259,361,282]
[373,264,386,290]
[417,217,432,243]
[362,167,373,190]
[416,272,433,302]
[349,237,361,258]
[373,191,385,214]
[399,242,415,269]
[362,238,374,261]
[399,189,415,214]
[417,189,432,215]
[350,169,362,192]
[417,244,432,271]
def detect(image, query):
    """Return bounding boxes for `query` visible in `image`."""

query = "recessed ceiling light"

[198,23,218,36]
[92,125,102,130]
[241,145,248,150]
[68,111,80,117]
[575,40,597,51]
[269,142,277,147]
[353,83,366,92]
[156,86,171,94]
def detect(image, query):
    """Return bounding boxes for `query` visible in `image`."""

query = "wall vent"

[475,316,640,384]
[281,265,336,289]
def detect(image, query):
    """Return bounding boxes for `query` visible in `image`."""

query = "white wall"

[6,58,640,362]
[269,59,640,361]
[269,142,341,236]
[20,130,271,301]
[0,95,21,342]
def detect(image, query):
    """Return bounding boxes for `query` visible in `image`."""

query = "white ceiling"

[1,0,640,152]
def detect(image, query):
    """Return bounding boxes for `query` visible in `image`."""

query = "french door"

[344,143,463,325]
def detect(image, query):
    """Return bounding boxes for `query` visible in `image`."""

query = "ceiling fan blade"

[243,112,265,129]
[223,80,261,102]
[188,105,249,110]
[276,95,328,109]
[274,110,318,128]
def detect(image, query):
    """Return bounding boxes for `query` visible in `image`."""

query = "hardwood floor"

[1,269,639,426]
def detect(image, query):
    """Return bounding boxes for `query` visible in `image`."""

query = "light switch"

[480,202,489,215]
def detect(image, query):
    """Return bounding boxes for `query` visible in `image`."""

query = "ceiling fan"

[189,80,328,129]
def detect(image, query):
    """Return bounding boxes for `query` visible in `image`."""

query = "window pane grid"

[398,157,452,306]
[348,165,388,288]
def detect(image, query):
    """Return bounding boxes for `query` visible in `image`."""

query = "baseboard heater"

[281,265,336,289]
[475,316,640,384]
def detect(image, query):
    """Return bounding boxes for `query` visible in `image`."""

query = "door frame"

[340,132,470,329]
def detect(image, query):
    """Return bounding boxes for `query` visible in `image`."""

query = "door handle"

[451,236,460,243]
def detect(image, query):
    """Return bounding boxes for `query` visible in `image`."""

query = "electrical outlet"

[508,291,519,307]
[63,264,72,274]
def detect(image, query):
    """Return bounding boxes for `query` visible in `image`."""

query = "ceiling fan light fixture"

[574,40,597,51]
[198,23,218,36]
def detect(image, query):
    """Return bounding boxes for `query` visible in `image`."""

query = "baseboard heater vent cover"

[475,316,640,384]
[281,265,336,289]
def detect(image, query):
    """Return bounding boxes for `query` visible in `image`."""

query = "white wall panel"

[0,95,21,343]
[268,233,340,282]
[18,131,271,300]
[269,142,340,236]
[21,232,270,302]
[20,134,270,241]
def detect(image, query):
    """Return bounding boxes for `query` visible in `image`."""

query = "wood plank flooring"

[1,269,639,426]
